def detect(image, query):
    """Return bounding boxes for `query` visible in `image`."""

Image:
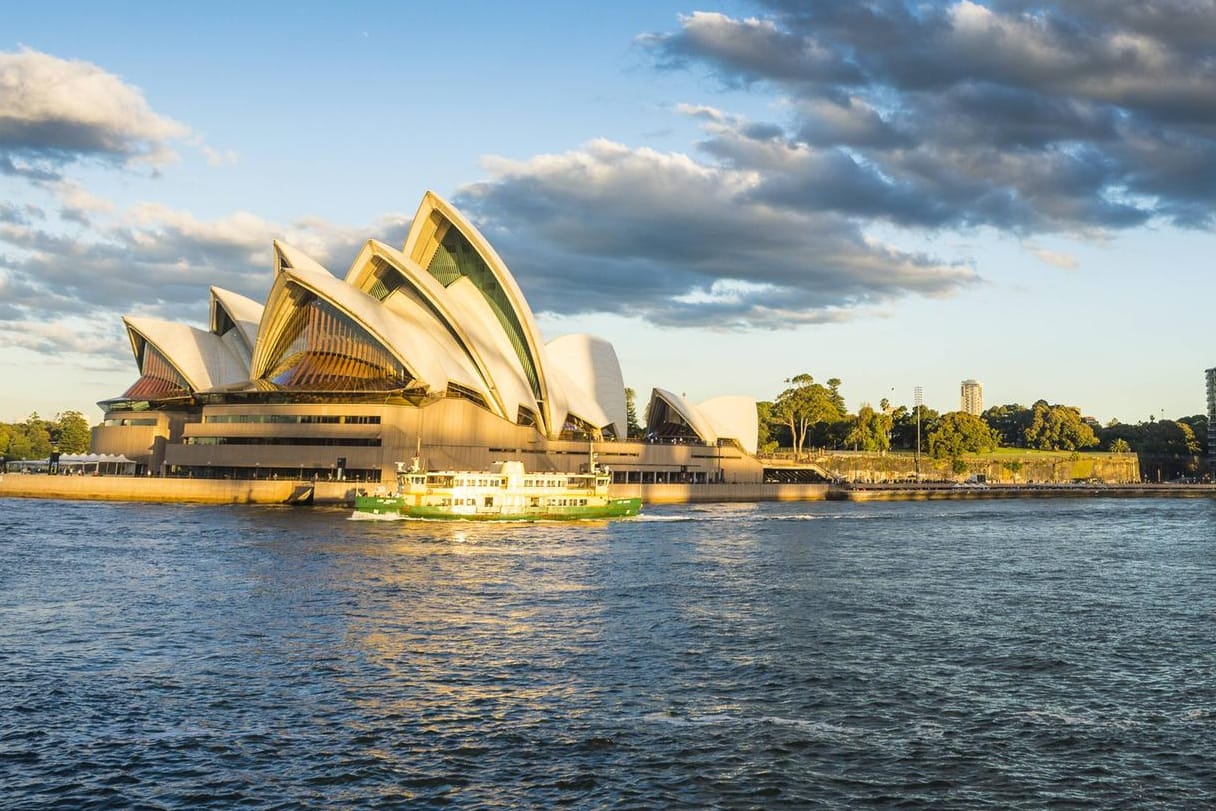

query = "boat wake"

[347,511,406,521]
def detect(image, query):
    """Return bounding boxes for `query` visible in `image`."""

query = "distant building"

[960,379,983,416]
[1207,368,1216,463]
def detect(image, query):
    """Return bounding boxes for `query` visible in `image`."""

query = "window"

[122,340,191,400]
[204,414,381,424]
[427,220,542,400]
[103,417,158,427]
[261,290,413,392]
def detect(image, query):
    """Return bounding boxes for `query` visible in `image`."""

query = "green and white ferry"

[353,458,642,521]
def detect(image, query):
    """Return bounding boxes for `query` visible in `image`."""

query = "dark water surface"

[1,497,1214,809]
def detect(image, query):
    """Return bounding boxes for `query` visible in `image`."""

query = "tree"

[891,404,940,452]
[1109,438,1131,454]
[10,413,53,460]
[624,388,643,439]
[756,401,779,454]
[1023,401,1098,451]
[982,403,1031,447]
[927,411,999,459]
[772,373,846,458]
[846,404,893,452]
[53,410,92,454]
[1148,420,1201,457]
[1177,414,1209,457]
[825,378,846,413]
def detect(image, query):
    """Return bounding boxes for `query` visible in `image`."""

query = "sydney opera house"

[91,191,764,485]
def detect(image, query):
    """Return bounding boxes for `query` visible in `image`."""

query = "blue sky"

[3,1,1215,425]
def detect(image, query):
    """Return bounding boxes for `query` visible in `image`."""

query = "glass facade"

[426,220,542,401]
[122,341,191,400]
[262,291,413,392]
[214,303,237,337]
[204,414,381,424]
[103,417,159,426]
[184,437,381,446]
[1207,368,1216,462]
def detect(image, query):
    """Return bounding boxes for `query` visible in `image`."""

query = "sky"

[2,0,1215,425]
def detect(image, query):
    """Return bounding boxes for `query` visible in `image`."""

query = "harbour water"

[1,497,1213,808]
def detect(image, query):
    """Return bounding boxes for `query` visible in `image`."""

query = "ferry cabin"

[389,461,613,516]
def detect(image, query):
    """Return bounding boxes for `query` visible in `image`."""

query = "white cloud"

[457,139,975,328]
[1024,243,1080,270]
[200,145,239,167]
[0,47,189,172]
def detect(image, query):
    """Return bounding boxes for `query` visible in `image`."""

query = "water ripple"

[1,496,1214,807]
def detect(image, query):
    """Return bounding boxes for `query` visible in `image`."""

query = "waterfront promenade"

[2,473,1212,506]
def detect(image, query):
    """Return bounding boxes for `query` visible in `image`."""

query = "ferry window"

[484,496,493,507]
[530,497,539,507]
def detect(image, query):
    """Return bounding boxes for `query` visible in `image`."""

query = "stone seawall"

[4,475,1208,506]
[833,483,1216,501]
[0,475,311,505]
[0,475,831,506]
[785,450,1142,485]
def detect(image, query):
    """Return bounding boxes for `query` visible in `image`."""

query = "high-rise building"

[1206,368,1216,464]
[960,379,983,416]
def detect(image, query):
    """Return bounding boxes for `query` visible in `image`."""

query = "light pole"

[914,386,923,482]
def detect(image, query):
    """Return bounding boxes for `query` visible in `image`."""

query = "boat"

[353,456,642,521]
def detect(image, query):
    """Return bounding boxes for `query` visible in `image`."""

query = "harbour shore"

[2,474,1212,506]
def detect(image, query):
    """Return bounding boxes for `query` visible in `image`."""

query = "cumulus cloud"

[642,1,1216,231]
[1024,243,1080,270]
[0,48,190,178]
[455,139,974,328]
[0,194,412,359]
[198,143,239,167]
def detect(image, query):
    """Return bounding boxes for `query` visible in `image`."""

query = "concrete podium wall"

[0,475,305,505]
[0,475,829,506]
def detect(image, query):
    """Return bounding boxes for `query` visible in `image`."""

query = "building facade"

[92,191,764,484]
[1207,367,1216,466]
[960,379,983,416]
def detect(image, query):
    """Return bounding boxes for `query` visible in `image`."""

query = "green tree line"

[0,411,92,461]
[758,373,1208,461]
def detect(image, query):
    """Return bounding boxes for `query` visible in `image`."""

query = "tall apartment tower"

[1206,368,1216,464]
[960,379,983,416]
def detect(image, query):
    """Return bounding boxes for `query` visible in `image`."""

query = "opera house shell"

[92,192,764,485]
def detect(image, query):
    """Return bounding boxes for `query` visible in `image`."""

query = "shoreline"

[2,474,1213,506]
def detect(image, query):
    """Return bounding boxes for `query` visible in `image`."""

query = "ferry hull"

[354,495,642,521]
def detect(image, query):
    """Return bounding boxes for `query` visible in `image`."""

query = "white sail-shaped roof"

[646,388,719,445]
[123,316,249,392]
[107,190,762,457]
[402,190,563,436]
[698,396,759,455]
[251,242,483,394]
[209,287,263,368]
[443,275,544,427]
[546,334,627,439]
[545,363,612,438]
[344,240,534,422]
